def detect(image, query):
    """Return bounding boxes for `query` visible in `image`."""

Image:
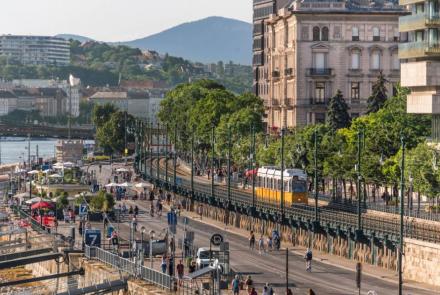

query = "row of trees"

[157,77,439,202]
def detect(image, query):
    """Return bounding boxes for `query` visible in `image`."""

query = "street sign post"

[210,233,224,246]
[84,229,101,247]
[79,203,88,217]
[356,262,362,295]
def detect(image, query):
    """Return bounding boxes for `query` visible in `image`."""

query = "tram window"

[293,181,307,193]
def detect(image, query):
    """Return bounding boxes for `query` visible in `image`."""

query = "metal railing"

[85,245,173,290]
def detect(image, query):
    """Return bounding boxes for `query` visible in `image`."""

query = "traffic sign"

[79,203,88,216]
[84,229,101,247]
[210,233,224,246]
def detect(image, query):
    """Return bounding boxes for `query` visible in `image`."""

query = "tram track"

[144,157,440,244]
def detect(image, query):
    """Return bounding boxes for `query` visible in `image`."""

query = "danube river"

[0,137,59,164]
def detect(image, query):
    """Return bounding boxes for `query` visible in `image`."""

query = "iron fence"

[85,245,173,290]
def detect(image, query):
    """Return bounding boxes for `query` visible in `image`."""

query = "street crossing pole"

[149,122,153,178]
[399,136,406,295]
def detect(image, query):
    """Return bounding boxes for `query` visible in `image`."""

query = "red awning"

[31,201,55,210]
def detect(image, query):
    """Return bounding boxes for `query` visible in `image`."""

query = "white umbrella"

[27,170,40,175]
[63,162,75,167]
[116,168,129,172]
[118,182,132,187]
[135,182,153,189]
[15,168,27,173]
[43,169,53,173]
[49,174,63,178]
[105,183,118,187]
[25,197,49,204]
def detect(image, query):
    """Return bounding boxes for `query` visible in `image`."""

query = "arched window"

[313,26,320,41]
[351,50,360,70]
[371,50,381,70]
[352,27,359,41]
[373,27,380,41]
[392,50,400,70]
[321,27,329,41]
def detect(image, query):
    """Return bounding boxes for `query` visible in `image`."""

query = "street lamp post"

[157,123,160,181]
[165,126,169,186]
[313,130,319,222]
[398,136,406,295]
[227,125,231,204]
[252,125,256,209]
[191,130,195,196]
[408,174,414,217]
[211,124,215,199]
[356,130,363,232]
[173,123,177,190]
[140,226,146,267]
[149,230,155,268]
[281,128,285,217]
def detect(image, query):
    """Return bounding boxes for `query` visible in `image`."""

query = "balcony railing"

[399,41,440,59]
[284,68,294,76]
[308,68,333,76]
[399,13,440,32]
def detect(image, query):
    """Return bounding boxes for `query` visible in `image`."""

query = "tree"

[95,111,135,154]
[326,89,351,131]
[92,103,117,128]
[90,191,115,212]
[367,71,388,114]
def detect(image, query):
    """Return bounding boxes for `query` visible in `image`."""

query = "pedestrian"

[249,231,255,250]
[245,275,253,293]
[166,192,171,204]
[304,248,313,272]
[262,285,269,295]
[286,288,293,295]
[168,255,174,276]
[267,236,273,251]
[122,203,127,214]
[110,231,119,252]
[258,235,265,254]
[129,206,133,215]
[266,283,274,295]
[157,200,163,216]
[132,216,137,232]
[150,202,155,217]
[249,287,257,295]
[231,275,240,295]
[161,255,167,273]
[134,205,139,216]
[176,260,184,286]
[189,261,196,273]
[207,169,210,180]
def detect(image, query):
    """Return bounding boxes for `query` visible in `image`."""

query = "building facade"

[399,0,440,139]
[255,0,406,130]
[0,35,70,66]
[88,89,167,124]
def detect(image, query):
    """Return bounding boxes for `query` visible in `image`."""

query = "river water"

[0,137,58,164]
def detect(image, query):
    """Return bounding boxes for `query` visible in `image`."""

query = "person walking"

[176,260,184,286]
[258,235,265,254]
[249,231,256,250]
[267,236,273,252]
[231,275,240,295]
[132,216,137,232]
[245,275,253,293]
[161,255,167,273]
[304,248,313,272]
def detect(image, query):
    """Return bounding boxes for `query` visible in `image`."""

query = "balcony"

[272,70,280,79]
[399,13,440,32]
[308,68,333,76]
[399,41,440,59]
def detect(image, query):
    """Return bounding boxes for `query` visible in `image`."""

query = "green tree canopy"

[367,71,388,114]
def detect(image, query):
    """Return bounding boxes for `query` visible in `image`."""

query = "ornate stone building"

[254,0,406,131]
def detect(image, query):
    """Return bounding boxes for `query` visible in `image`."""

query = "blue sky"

[0,0,252,41]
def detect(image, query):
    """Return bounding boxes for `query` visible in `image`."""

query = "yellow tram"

[256,166,308,205]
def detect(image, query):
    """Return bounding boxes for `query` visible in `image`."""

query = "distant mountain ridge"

[57,16,252,65]
[122,17,252,65]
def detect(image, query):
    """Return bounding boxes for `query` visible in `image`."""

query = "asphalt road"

[86,163,432,295]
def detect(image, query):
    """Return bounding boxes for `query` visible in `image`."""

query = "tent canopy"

[31,201,55,210]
